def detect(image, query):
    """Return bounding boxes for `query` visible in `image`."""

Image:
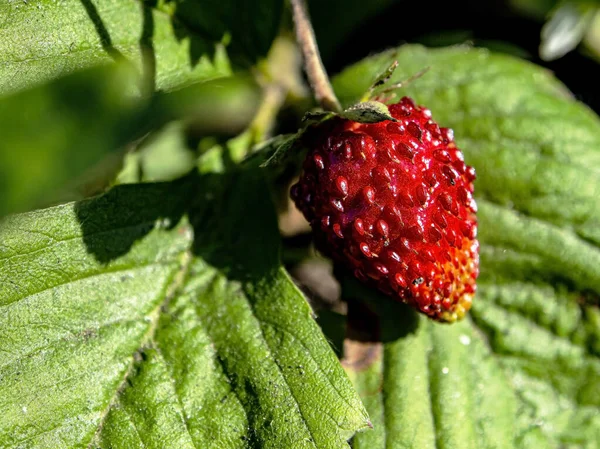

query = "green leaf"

[0,0,232,96]
[0,168,369,447]
[471,278,600,448]
[155,0,285,67]
[333,45,600,448]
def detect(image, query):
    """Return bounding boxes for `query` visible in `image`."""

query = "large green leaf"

[0,167,369,448]
[333,45,600,448]
[0,0,283,96]
[0,0,234,96]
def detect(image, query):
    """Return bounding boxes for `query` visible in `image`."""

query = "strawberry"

[291,97,479,322]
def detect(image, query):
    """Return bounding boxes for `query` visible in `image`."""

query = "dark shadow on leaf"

[315,310,346,358]
[79,0,127,63]
[172,21,218,69]
[74,172,196,263]
[338,271,420,372]
[161,0,283,69]
[187,168,279,282]
[73,160,418,352]
[144,0,218,68]
[74,150,272,278]
[142,0,212,67]
[338,267,420,344]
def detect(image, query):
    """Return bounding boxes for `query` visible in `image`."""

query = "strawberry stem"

[290,0,342,113]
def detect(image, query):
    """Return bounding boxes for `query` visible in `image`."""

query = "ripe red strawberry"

[291,97,479,322]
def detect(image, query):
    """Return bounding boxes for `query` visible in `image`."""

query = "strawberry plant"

[0,1,599,448]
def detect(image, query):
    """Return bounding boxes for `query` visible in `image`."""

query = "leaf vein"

[0,259,176,308]
[259,316,366,422]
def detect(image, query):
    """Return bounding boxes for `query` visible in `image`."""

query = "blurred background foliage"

[0,0,599,216]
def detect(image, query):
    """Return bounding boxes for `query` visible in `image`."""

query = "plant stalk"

[289,0,342,113]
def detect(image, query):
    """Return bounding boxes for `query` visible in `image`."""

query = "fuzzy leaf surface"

[0,167,369,448]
